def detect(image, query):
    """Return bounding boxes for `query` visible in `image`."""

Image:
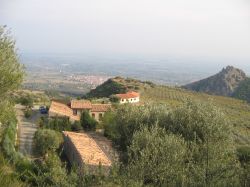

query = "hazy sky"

[1,0,250,60]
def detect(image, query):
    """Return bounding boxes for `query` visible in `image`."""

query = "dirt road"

[16,105,42,157]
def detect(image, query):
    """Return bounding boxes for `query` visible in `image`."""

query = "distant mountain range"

[183,66,250,102]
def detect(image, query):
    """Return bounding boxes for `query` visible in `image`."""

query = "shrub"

[71,121,83,131]
[237,146,250,163]
[127,125,188,186]
[34,129,63,156]
[104,103,168,151]
[109,95,119,103]
[80,110,97,131]
[24,109,32,118]
[1,121,22,162]
[19,96,33,108]
[45,117,72,131]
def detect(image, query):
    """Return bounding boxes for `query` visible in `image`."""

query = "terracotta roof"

[63,131,112,167]
[49,101,80,121]
[71,100,92,109]
[91,104,111,112]
[115,91,140,99]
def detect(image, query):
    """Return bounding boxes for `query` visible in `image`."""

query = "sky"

[0,0,250,60]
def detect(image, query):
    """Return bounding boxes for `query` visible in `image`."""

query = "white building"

[115,91,140,104]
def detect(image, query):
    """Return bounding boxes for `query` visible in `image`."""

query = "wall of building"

[90,112,105,121]
[73,109,105,122]
[119,96,140,104]
[63,133,111,175]
[63,134,84,169]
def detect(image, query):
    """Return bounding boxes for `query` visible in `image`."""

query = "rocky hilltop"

[183,66,247,96]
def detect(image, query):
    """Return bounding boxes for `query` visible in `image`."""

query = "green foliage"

[237,146,250,186]
[44,117,72,131]
[0,26,24,99]
[24,108,32,118]
[71,121,83,131]
[1,120,23,162]
[127,125,188,186]
[109,94,120,103]
[87,78,127,98]
[233,77,250,103]
[104,101,241,185]
[18,96,34,108]
[103,111,118,140]
[237,146,250,163]
[80,110,97,131]
[141,85,250,145]
[165,101,240,186]
[34,129,63,156]
[0,154,25,187]
[103,103,169,152]
[0,101,16,131]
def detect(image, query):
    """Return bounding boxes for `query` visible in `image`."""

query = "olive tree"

[0,25,24,133]
[34,129,63,156]
[127,125,188,186]
[0,26,24,99]
[164,100,241,186]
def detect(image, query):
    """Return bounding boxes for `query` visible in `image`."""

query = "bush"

[71,121,83,131]
[1,121,22,162]
[237,146,250,163]
[80,110,97,131]
[127,125,188,186]
[24,109,32,118]
[44,117,72,131]
[34,129,63,156]
[19,96,33,108]
[109,95,119,103]
[103,101,241,185]
[103,103,168,151]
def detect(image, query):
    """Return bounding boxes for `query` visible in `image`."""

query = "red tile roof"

[71,100,92,109]
[63,131,112,167]
[91,104,111,112]
[115,91,140,99]
[49,101,80,121]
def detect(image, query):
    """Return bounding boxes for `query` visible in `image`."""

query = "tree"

[127,125,188,186]
[34,129,63,156]
[104,103,168,151]
[19,96,33,108]
[0,26,24,99]
[80,110,97,131]
[0,26,24,125]
[164,100,240,186]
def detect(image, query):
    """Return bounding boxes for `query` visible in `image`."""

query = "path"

[16,105,42,157]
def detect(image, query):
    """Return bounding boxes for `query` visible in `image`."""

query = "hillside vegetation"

[183,66,250,104]
[87,76,154,98]
[88,76,250,145]
[233,77,250,103]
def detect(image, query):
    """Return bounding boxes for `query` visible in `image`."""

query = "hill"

[232,78,250,103]
[183,66,247,96]
[87,76,250,146]
[86,76,155,98]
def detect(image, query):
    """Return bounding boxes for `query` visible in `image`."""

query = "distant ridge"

[183,66,249,99]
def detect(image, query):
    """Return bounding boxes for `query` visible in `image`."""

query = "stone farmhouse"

[115,91,140,104]
[63,131,115,174]
[49,100,111,122]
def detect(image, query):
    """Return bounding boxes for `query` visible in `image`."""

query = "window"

[73,110,77,115]
[99,113,103,119]
[121,99,124,102]
[92,113,95,118]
